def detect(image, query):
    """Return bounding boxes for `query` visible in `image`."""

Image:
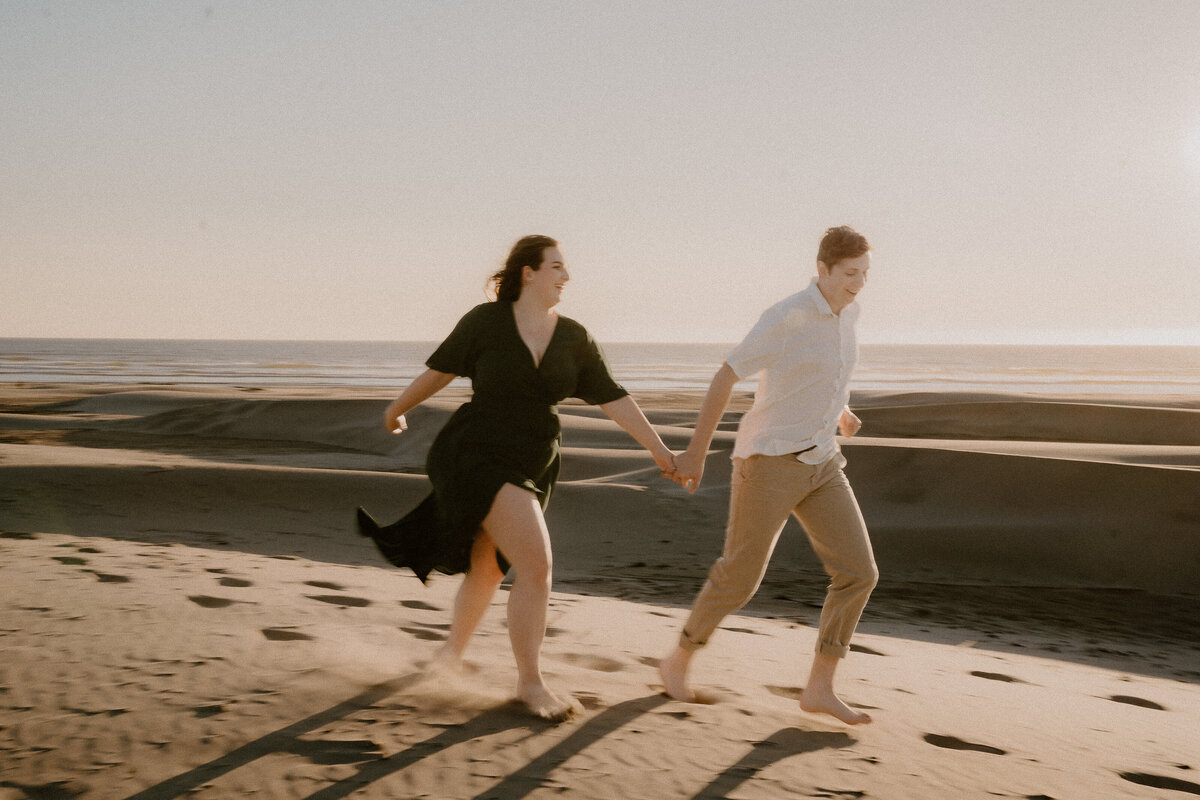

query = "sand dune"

[852,390,1200,445]
[1,383,1198,799]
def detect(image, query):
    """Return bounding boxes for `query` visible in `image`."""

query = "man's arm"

[674,362,740,493]
[838,406,861,437]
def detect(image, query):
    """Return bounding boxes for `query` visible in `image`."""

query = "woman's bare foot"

[425,646,468,675]
[518,682,581,722]
[658,648,697,702]
[799,685,872,725]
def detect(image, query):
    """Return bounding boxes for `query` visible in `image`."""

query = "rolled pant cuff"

[817,640,850,659]
[679,631,706,652]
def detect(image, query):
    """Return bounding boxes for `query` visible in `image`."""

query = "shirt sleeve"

[572,329,629,405]
[425,304,486,377]
[725,304,786,379]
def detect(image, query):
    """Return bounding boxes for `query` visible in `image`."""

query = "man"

[661,225,878,724]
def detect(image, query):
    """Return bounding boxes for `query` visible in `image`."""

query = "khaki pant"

[680,453,877,658]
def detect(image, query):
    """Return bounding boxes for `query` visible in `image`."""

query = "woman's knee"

[514,550,553,589]
[469,541,506,584]
[484,484,553,583]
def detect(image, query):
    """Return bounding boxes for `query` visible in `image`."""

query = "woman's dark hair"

[817,226,871,269]
[489,235,558,302]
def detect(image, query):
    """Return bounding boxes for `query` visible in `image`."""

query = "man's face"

[817,252,871,313]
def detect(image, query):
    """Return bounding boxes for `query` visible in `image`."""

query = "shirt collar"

[803,278,836,317]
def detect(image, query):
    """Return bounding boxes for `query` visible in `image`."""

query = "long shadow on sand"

[119,675,425,800]
[304,694,670,800]
[459,694,669,800]
[119,681,670,800]
[690,727,855,800]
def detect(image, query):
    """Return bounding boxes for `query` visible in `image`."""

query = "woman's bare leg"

[481,483,576,720]
[431,531,505,669]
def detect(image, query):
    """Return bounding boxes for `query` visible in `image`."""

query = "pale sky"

[4,1,1199,345]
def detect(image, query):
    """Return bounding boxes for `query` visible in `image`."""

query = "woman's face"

[522,246,570,306]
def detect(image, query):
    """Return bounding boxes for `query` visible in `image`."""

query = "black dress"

[362,301,628,582]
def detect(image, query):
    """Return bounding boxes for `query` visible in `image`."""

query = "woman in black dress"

[358,235,677,720]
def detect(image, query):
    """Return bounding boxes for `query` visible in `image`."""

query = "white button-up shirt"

[725,278,859,464]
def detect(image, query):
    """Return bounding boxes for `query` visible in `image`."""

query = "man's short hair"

[817,226,871,268]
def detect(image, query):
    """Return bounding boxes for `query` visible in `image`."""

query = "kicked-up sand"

[1,382,1198,799]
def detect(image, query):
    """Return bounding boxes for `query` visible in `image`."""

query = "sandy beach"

[2,382,1198,799]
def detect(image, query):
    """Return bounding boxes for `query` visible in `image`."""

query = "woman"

[358,235,677,721]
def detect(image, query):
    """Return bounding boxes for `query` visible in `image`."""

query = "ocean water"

[2,338,1199,396]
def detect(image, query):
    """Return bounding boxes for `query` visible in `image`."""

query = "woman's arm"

[599,395,676,476]
[383,369,456,433]
[673,362,739,493]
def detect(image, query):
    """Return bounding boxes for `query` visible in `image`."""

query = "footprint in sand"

[188,595,241,609]
[724,627,764,636]
[399,599,441,611]
[970,671,1027,684]
[1107,695,1166,710]
[306,594,371,607]
[306,580,346,591]
[922,733,1006,755]
[53,556,88,565]
[262,628,315,641]
[218,577,253,588]
[573,692,605,711]
[560,653,626,672]
[286,737,382,765]
[65,706,128,717]
[400,626,446,641]
[850,643,887,656]
[87,571,131,583]
[193,704,225,718]
[1119,772,1200,795]
[1,531,39,539]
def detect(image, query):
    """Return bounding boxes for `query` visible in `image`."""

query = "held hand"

[674,449,706,494]
[653,448,678,480]
[383,400,408,434]
[838,408,862,438]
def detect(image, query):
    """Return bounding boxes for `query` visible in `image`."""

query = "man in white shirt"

[660,226,878,725]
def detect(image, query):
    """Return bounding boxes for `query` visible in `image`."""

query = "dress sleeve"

[426,304,486,377]
[573,328,629,405]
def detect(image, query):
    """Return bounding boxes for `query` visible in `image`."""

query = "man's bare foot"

[658,648,697,702]
[799,685,872,725]
[518,683,581,722]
